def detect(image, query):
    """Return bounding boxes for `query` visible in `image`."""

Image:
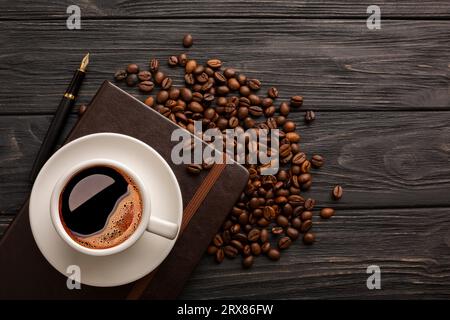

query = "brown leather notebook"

[0,81,248,299]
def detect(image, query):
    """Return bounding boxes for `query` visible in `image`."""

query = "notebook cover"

[0,81,249,299]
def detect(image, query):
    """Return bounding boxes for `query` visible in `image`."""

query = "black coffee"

[59,165,142,249]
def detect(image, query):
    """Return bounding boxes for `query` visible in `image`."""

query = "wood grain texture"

[0,19,448,114]
[180,207,450,299]
[0,0,449,19]
[0,216,13,236]
[1,0,449,299]
[1,111,450,215]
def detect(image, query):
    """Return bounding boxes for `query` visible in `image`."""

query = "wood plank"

[1,206,449,299]
[1,111,450,215]
[180,207,450,299]
[0,1,449,19]
[0,19,448,114]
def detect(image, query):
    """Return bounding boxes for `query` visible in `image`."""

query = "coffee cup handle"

[147,216,179,240]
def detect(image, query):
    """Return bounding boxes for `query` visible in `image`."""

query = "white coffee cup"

[50,158,179,256]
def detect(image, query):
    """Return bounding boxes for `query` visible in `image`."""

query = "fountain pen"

[29,53,89,181]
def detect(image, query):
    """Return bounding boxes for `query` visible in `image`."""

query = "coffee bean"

[179,87,193,102]
[248,228,261,242]
[251,242,261,256]
[268,87,279,99]
[301,160,311,173]
[304,198,316,210]
[183,34,193,48]
[320,208,335,219]
[242,255,254,268]
[290,95,303,108]
[156,90,169,104]
[279,102,290,116]
[138,70,152,82]
[247,79,261,90]
[300,220,312,233]
[267,248,281,260]
[193,65,204,75]
[169,87,180,100]
[286,132,300,143]
[261,242,271,254]
[223,68,236,78]
[244,117,256,129]
[303,232,315,245]
[332,185,343,200]
[207,245,218,255]
[227,78,240,91]
[126,63,139,74]
[288,194,304,207]
[138,80,154,92]
[78,104,87,116]
[168,55,178,66]
[114,69,127,81]
[291,143,301,155]
[224,245,238,258]
[187,163,202,175]
[263,106,275,117]
[276,115,286,126]
[126,74,138,87]
[207,59,222,69]
[154,71,165,85]
[311,154,324,168]
[230,240,244,252]
[292,152,306,165]
[144,96,154,107]
[271,226,284,235]
[218,85,231,95]
[213,234,224,247]
[237,74,247,85]
[178,53,188,66]
[215,248,225,263]
[290,216,302,230]
[300,211,313,221]
[230,223,241,234]
[233,233,248,243]
[185,60,197,74]
[212,71,225,83]
[279,144,291,158]
[278,236,292,250]
[249,106,263,117]
[228,117,239,128]
[243,244,251,256]
[161,77,173,90]
[283,120,296,132]
[149,58,159,73]
[276,215,289,228]
[286,227,299,240]
[203,92,215,103]
[305,110,316,122]
[260,228,269,243]
[298,173,312,185]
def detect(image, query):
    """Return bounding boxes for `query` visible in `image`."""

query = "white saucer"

[29,133,183,287]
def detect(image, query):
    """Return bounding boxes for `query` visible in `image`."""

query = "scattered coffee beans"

[112,34,340,269]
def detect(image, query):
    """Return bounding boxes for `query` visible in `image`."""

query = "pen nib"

[80,53,90,72]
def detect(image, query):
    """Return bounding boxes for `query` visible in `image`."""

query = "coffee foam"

[64,171,143,249]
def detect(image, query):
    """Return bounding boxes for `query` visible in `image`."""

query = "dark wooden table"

[0,1,449,299]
